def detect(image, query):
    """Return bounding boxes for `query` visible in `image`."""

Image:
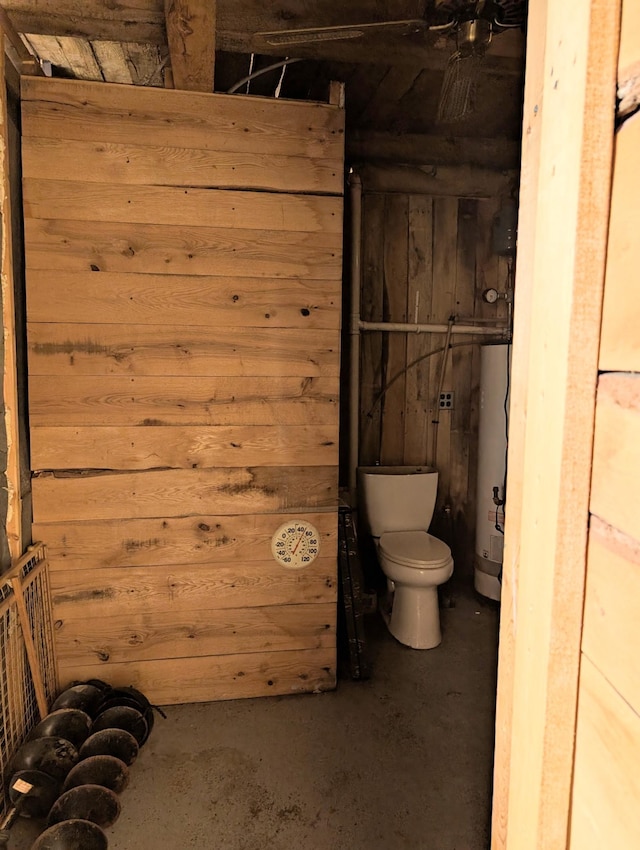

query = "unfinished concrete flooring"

[11,579,498,850]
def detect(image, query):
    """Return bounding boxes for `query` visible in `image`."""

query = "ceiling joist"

[164,0,216,92]
[0,1,524,74]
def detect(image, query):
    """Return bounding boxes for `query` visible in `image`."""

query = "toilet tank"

[358,466,438,537]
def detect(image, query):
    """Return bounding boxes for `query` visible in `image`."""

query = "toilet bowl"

[358,466,454,649]
[378,531,453,649]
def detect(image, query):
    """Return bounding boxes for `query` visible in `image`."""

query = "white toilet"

[358,466,454,649]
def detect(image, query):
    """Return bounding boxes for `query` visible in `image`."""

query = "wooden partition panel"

[22,78,344,704]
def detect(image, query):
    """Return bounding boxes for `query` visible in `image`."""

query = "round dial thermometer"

[271,520,320,569]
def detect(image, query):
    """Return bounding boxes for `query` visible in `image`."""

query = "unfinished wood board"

[58,647,336,705]
[55,602,336,666]
[89,41,134,84]
[25,34,103,81]
[30,424,339,471]
[28,375,339,427]
[599,112,640,372]
[403,195,433,466]
[8,3,166,46]
[590,373,640,541]
[358,193,385,465]
[348,131,521,170]
[47,276,338,326]
[165,0,215,92]
[32,467,338,523]
[26,271,341,329]
[430,197,458,493]
[22,136,343,194]
[23,180,343,233]
[449,199,478,559]
[27,324,340,378]
[22,35,71,74]
[119,42,165,87]
[492,1,621,848]
[569,655,640,850]
[491,8,547,843]
[24,219,343,279]
[57,36,103,81]
[357,163,517,198]
[0,43,22,559]
[379,194,408,465]
[21,77,345,158]
[50,559,337,618]
[33,512,338,571]
[582,519,640,715]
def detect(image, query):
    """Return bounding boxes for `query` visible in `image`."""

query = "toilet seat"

[379,531,451,569]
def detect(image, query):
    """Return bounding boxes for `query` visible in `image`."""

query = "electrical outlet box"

[439,391,454,410]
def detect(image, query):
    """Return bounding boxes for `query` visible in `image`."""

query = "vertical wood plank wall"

[21,77,345,705]
[569,4,640,845]
[359,192,509,566]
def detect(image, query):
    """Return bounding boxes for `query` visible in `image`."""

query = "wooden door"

[491,1,640,848]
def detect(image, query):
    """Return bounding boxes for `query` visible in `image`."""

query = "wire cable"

[227,58,304,94]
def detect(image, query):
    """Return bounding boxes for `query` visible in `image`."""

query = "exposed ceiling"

[1,1,526,159]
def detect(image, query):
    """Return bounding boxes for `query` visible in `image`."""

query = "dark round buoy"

[51,685,105,718]
[12,737,78,781]
[30,710,92,749]
[47,785,121,829]
[31,819,108,850]
[97,696,154,745]
[63,755,129,794]
[79,729,139,766]
[105,685,152,714]
[83,679,110,692]
[8,769,60,819]
[91,705,148,746]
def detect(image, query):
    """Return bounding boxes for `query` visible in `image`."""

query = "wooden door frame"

[491,1,622,849]
[0,32,22,561]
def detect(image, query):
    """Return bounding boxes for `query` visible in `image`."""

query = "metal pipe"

[455,316,507,324]
[360,320,507,336]
[348,171,363,505]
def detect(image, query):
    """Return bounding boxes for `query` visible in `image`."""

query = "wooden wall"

[21,77,344,705]
[569,4,640,845]
[358,189,510,568]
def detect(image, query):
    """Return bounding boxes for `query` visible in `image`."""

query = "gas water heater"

[475,343,511,601]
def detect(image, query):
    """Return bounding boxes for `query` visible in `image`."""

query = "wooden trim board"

[491,1,621,848]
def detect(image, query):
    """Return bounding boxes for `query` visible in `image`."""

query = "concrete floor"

[11,577,499,850]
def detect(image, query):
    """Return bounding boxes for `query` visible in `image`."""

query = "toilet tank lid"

[379,532,452,568]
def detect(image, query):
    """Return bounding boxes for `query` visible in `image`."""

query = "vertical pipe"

[348,171,363,505]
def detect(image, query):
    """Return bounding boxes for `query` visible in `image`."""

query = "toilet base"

[386,584,442,650]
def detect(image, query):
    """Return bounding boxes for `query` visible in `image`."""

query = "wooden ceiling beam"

[1,1,525,74]
[0,4,42,74]
[347,130,522,170]
[164,0,215,91]
[1,1,166,44]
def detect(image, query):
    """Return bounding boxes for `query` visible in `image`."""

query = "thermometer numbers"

[271,520,320,569]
